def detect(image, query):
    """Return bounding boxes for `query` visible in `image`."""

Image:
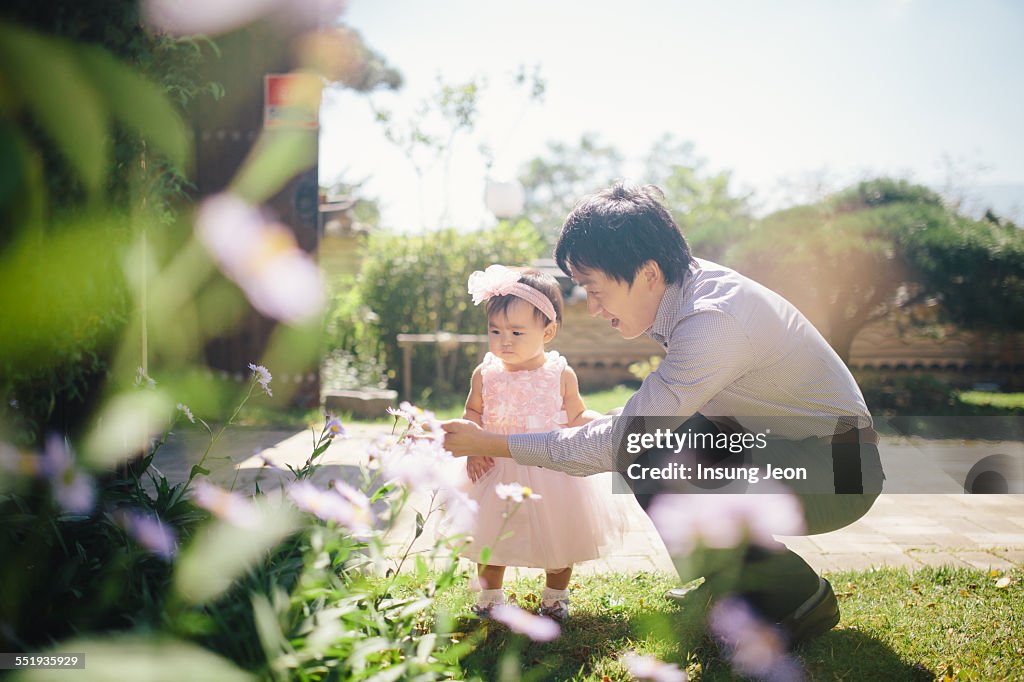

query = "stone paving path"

[153,423,1024,578]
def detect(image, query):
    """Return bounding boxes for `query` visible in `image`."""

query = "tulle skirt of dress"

[458,457,624,569]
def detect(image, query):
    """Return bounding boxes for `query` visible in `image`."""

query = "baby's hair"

[485,269,563,326]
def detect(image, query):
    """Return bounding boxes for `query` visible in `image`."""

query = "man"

[442,183,883,643]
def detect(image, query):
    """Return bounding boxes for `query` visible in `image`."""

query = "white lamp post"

[484,178,525,219]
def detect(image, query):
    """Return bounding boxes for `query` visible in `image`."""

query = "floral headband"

[467,264,557,323]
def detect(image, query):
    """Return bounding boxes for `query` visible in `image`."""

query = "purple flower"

[143,0,345,36]
[258,454,287,471]
[0,442,39,477]
[387,401,431,424]
[621,653,688,682]
[287,480,373,533]
[115,509,177,561]
[437,487,479,535]
[52,470,96,516]
[196,194,324,324]
[495,482,542,502]
[248,363,273,397]
[41,435,95,515]
[708,597,805,681]
[646,488,805,556]
[386,402,449,450]
[379,437,465,492]
[325,416,345,438]
[193,480,259,528]
[489,604,560,642]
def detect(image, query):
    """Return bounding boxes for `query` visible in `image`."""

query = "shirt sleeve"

[508,309,755,476]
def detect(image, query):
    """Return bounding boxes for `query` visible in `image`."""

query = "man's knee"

[800,492,878,535]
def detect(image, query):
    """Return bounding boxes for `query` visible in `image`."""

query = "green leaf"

[230,129,318,203]
[0,22,108,197]
[0,124,46,230]
[173,498,299,604]
[311,440,331,460]
[0,124,24,205]
[397,598,432,620]
[189,464,210,480]
[75,44,189,173]
[8,634,254,682]
[414,510,425,540]
[363,663,407,682]
[81,390,174,468]
[251,593,287,661]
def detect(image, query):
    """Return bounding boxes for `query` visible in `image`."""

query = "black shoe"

[778,577,840,645]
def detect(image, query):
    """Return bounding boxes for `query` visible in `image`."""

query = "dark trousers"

[629,414,882,620]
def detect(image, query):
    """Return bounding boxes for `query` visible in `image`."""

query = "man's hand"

[466,456,495,482]
[441,419,509,459]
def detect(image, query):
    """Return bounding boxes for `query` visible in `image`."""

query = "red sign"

[264,73,321,129]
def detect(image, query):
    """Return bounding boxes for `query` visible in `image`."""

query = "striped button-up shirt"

[509,258,872,477]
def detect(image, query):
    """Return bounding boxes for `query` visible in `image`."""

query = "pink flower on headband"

[468,265,522,304]
[468,264,559,322]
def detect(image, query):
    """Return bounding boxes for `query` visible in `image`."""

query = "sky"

[319,0,1024,230]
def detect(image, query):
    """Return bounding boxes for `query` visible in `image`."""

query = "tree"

[905,210,1024,333]
[371,68,543,229]
[728,178,1024,363]
[357,221,543,398]
[643,134,755,263]
[518,134,754,254]
[518,133,624,246]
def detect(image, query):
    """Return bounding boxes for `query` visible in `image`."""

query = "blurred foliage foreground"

[0,9,486,682]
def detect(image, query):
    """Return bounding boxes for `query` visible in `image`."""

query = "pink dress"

[460,351,620,569]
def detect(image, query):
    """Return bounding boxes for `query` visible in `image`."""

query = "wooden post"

[396,333,488,401]
[402,342,413,401]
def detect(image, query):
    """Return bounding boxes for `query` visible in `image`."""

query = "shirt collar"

[646,267,691,344]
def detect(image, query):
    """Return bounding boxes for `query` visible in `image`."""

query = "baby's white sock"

[477,588,504,607]
[541,587,568,606]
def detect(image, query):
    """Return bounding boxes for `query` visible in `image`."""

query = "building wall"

[549,299,1024,391]
[190,23,321,406]
[849,321,1024,389]
[549,302,663,390]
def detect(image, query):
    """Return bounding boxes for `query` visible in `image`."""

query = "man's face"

[570,263,664,340]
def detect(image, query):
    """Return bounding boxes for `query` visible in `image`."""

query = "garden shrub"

[1,377,475,680]
[857,371,1024,439]
[856,372,959,416]
[346,220,543,402]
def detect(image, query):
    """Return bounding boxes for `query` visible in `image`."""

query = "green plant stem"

[189,380,256,486]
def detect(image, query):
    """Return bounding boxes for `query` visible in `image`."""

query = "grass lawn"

[407,566,1023,681]
[957,391,1024,411]
[300,385,640,426]
[236,387,1023,429]
[234,385,643,427]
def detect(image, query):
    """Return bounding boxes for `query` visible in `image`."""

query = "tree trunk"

[828,325,858,366]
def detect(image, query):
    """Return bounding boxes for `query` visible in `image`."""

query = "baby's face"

[487,299,555,370]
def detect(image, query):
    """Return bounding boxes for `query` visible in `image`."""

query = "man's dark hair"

[485,269,563,326]
[554,183,693,285]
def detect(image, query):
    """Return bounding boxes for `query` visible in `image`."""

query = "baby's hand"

[467,456,495,482]
[569,409,605,427]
